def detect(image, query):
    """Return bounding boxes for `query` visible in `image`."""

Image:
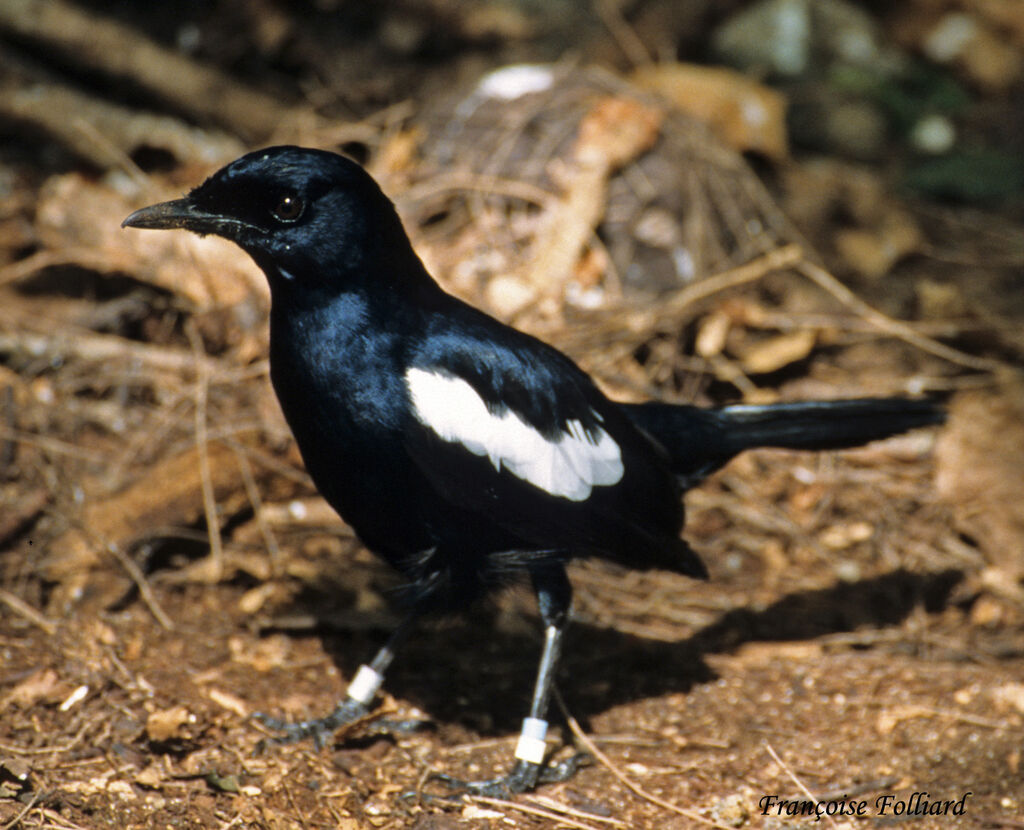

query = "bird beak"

[122,198,230,236]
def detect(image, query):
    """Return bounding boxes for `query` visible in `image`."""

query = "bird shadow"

[279,566,963,736]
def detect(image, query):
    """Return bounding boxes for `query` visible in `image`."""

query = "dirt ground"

[3,2,1024,829]
[5,453,1024,830]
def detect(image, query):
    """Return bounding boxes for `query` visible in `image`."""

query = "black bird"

[123,146,943,796]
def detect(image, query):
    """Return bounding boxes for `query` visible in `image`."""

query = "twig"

[215,813,244,830]
[0,0,300,141]
[764,742,837,829]
[0,589,57,635]
[70,115,153,189]
[280,779,311,829]
[653,243,805,322]
[0,326,222,375]
[1,74,242,170]
[0,704,103,758]
[467,794,606,830]
[105,540,174,631]
[233,446,282,577]
[0,789,40,830]
[526,794,627,826]
[635,245,1003,375]
[24,804,89,830]
[554,689,737,829]
[0,248,125,287]
[794,257,1004,373]
[0,383,12,471]
[594,0,653,66]
[186,320,223,582]
[442,735,517,754]
[400,171,555,209]
[0,424,107,463]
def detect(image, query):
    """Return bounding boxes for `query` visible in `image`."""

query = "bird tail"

[623,397,945,487]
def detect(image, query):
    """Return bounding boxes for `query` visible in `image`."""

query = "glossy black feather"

[123,145,943,612]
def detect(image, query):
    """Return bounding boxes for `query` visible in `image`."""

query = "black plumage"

[124,146,944,796]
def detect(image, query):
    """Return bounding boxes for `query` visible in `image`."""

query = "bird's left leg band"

[346,664,384,705]
[514,716,549,764]
[344,613,418,706]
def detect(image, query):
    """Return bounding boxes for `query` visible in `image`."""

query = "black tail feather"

[623,397,945,488]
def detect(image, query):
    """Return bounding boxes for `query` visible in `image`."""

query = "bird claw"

[425,753,591,800]
[255,699,433,751]
[254,698,369,750]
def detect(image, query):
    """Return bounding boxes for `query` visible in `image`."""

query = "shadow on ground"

[274,567,964,735]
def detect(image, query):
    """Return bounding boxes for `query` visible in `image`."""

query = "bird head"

[123,146,422,295]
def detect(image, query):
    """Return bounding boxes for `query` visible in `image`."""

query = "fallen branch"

[0,76,243,169]
[41,437,268,584]
[0,327,222,376]
[0,0,305,141]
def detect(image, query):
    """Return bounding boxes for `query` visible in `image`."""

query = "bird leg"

[255,614,419,748]
[431,563,588,797]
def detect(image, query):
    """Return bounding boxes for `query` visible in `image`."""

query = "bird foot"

[254,698,370,749]
[427,754,590,799]
[255,698,432,750]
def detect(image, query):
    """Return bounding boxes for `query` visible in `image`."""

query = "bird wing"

[401,326,705,577]
[404,365,623,503]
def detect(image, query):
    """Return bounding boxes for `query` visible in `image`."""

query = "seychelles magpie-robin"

[124,146,943,796]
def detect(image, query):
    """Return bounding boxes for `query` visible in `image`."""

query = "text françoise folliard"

[759,791,971,821]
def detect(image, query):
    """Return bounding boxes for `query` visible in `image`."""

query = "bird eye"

[271,194,304,223]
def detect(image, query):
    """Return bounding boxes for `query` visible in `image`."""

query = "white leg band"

[346,664,383,706]
[514,717,548,764]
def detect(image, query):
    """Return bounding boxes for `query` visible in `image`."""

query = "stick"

[467,795,608,830]
[186,320,223,582]
[0,0,300,141]
[764,742,838,829]
[0,77,242,170]
[0,589,57,635]
[0,327,222,376]
[794,257,1004,372]
[233,446,283,577]
[554,689,737,829]
[105,542,174,631]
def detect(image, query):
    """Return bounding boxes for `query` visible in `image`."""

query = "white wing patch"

[405,367,623,501]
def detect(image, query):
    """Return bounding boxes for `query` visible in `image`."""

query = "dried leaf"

[204,771,240,793]
[206,687,250,718]
[834,211,921,280]
[525,96,662,299]
[632,63,788,159]
[1,668,62,711]
[739,329,816,374]
[146,705,195,742]
[228,633,291,672]
[134,763,166,789]
[990,683,1024,716]
[574,96,663,168]
[819,521,874,550]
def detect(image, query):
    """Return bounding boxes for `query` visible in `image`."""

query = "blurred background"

[1,2,1023,828]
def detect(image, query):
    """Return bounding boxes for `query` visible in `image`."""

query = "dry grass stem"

[555,689,739,829]
[764,742,838,828]
[0,589,56,635]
